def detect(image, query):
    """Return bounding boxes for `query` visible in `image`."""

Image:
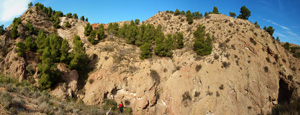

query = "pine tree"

[69,35,87,70]
[139,43,152,59]
[28,2,33,8]
[193,25,212,56]
[53,18,60,28]
[73,13,78,19]
[11,24,19,38]
[65,21,71,28]
[27,20,34,34]
[66,13,72,18]
[276,36,280,43]
[80,16,85,21]
[86,18,88,22]
[204,12,208,17]
[181,10,185,15]
[84,23,93,36]
[25,37,36,51]
[237,6,251,20]
[36,30,46,50]
[88,30,97,45]
[49,34,62,62]
[16,42,26,57]
[135,19,140,25]
[186,10,193,24]
[0,25,5,35]
[174,9,181,16]
[212,6,219,14]
[175,32,184,49]
[47,7,52,17]
[97,24,105,40]
[60,39,70,63]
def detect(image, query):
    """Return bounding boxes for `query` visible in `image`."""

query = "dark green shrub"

[222,62,230,68]
[102,99,117,111]
[85,18,88,22]
[89,79,94,84]
[229,12,236,17]
[283,42,290,50]
[150,70,160,84]
[26,64,34,75]
[250,38,257,45]
[272,97,300,115]
[264,66,269,72]
[254,21,260,28]
[65,21,71,28]
[195,65,202,72]
[219,84,224,90]
[182,91,191,107]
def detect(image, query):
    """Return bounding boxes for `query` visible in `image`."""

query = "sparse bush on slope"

[229,12,236,18]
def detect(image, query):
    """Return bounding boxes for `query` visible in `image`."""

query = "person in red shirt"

[119,101,124,113]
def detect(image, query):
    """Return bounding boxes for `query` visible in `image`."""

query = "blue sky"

[0,0,299,45]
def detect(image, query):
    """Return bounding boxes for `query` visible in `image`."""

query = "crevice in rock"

[143,101,149,109]
[278,79,294,104]
[103,91,108,99]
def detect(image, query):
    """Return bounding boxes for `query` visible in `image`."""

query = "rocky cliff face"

[81,12,300,114]
[0,7,300,115]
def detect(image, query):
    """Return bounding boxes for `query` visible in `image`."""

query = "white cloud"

[0,0,31,23]
[263,19,290,30]
[274,32,287,38]
[286,31,299,38]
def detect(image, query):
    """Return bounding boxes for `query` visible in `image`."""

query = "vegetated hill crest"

[0,5,299,115]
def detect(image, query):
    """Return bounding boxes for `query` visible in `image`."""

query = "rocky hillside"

[0,5,300,115]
